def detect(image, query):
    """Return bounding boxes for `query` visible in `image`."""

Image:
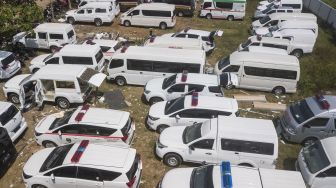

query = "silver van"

[275,95,336,146]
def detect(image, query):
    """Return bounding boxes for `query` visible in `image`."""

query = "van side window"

[277,10,285,13]
[221,139,274,155]
[250,43,259,46]
[188,84,204,92]
[318,167,336,177]
[168,84,185,92]
[263,43,287,50]
[49,34,64,40]
[187,34,199,39]
[283,4,301,9]
[63,56,93,65]
[45,57,59,65]
[203,2,212,9]
[216,2,233,10]
[175,34,187,38]
[87,9,93,14]
[208,86,222,93]
[56,81,75,89]
[223,65,240,72]
[268,10,276,14]
[142,10,171,17]
[269,20,278,26]
[109,59,124,69]
[244,66,297,80]
[128,10,139,16]
[304,118,329,127]
[38,32,47,39]
[127,59,152,71]
[95,8,107,13]
[191,139,214,149]
[45,166,77,178]
[77,9,85,14]
[153,61,200,73]
[287,10,293,13]
[77,167,102,181]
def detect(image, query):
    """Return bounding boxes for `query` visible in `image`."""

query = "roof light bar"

[149,36,156,43]
[221,161,233,188]
[71,140,89,163]
[181,70,188,82]
[121,46,128,53]
[256,34,262,41]
[315,94,330,110]
[75,105,90,122]
[191,92,198,106]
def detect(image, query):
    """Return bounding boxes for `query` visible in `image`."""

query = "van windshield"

[190,165,214,188]
[182,122,202,144]
[218,56,230,70]
[302,141,330,174]
[40,144,73,172]
[290,100,314,124]
[162,74,176,89]
[1,54,15,66]
[260,15,271,24]
[241,39,252,49]
[49,109,76,130]
[164,97,184,115]
[0,105,18,126]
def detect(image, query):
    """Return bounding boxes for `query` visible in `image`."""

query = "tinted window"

[187,34,199,39]
[244,66,297,80]
[0,105,18,125]
[168,84,185,92]
[1,54,15,65]
[38,32,47,39]
[95,8,107,13]
[77,9,85,14]
[59,125,80,134]
[97,127,117,136]
[283,4,301,9]
[49,34,64,40]
[319,167,336,177]
[67,30,75,39]
[127,59,152,71]
[153,61,201,73]
[142,10,171,17]
[128,10,139,16]
[287,10,293,13]
[216,2,233,9]
[175,34,187,38]
[95,50,104,63]
[223,65,240,72]
[87,9,93,14]
[176,109,196,118]
[40,144,73,172]
[100,170,122,181]
[45,57,59,65]
[208,86,222,93]
[191,139,214,149]
[221,139,274,155]
[263,43,287,50]
[56,81,75,89]
[100,46,111,52]
[188,84,204,92]
[109,59,124,69]
[203,2,212,9]
[77,167,101,181]
[62,56,93,65]
[305,118,329,127]
[48,166,77,178]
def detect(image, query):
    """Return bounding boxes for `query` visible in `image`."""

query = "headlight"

[144,90,150,94]
[35,130,42,137]
[148,115,159,121]
[22,171,32,179]
[157,139,167,149]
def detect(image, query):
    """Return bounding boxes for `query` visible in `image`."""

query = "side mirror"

[189,145,195,151]
[167,89,173,93]
[51,173,55,181]
[317,172,327,178]
[175,115,181,119]
[58,130,62,136]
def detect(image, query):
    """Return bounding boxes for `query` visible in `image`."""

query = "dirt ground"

[0,1,309,188]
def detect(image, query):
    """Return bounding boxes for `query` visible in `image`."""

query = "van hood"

[161,168,193,187]
[252,20,262,28]
[255,27,270,36]
[4,74,31,89]
[35,115,58,133]
[23,148,54,176]
[148,101,166,118]
[66,9,76,16]
[159,126,186,148]
[30,54,51,66]
[145,77,165,94]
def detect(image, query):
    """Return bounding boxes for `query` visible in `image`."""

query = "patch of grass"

[322,0,336,9]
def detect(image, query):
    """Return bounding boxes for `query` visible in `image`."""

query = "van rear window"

[62,56,93,65]
[67,30,75,39]
[221,139,274,155]
[1,54,15,66]
[142,10,171,17]
[95,50,104,63]
[0,105,18,125]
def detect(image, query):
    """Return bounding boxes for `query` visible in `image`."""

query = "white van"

[239,46,288,55]
[12,23,77,52]
[258,0,302,12]
[251,13,317,32]
[255,20,318,37]
[0,51,21,80]
[156,116,278,168]
[78,0,120,16]
[200,0,246,20]
[120,3,176,30]
[29,44,106,73]
[107,46,206,86]
[3,65,106,109]
[254,6,295,20]
[214,51,300,95]
[144,36,204,51]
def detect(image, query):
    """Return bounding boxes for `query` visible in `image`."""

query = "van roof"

[248,35,290,45]
[185,95,238,112]
[81,2,112,8]
[321,137,336,164]
[305,95,336,116]
[146,36,202,47]
[211,0,246,3]
[279,20,317,27]
[230,51,299,67]
[0,51,12,60]
[176,73,218,85]
[31,65,86,80]
[136,3,175,11]
[216,116,278,144]
[60,44,100,56]
[246,46,288,55]
[35,23,74,32]
[270,13,316,20]
[0,102,13,115]
[279,29,316,36]
[114,46,205,64]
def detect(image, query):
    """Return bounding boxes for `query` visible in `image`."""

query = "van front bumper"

[273,117,299,143]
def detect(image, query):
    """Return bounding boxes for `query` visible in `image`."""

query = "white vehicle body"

[35,105,135,147]
[78,0,120,15]
[107,46,206,86]
[66,2,115,26]
[257,0,302,11]
[144,36,204,51]
[254,6,295,20]
[0,51,21,79]
[251,13,317,31]
[146,94,239,132]
[214,51,300,94]
[156,116,278,168]
[120,3,176,29]
[3,65,106,110]
[200,0,246,20]
[297,137,336,188]
[0,102,27,142]
[29,44,106,73]
[255,20,318,37]
[143,72,238,104]
[12,23,76,52]
[159,162,306,188]
[239,46,288,55]
[82,39,124,61]
[161,28,217,52]
[22,141,142,188]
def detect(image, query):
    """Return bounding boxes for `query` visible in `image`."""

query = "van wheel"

[272,86,285,95]
[115,77,126,86]
[149,97,163,105]
[50,46,58,53]
[164,153,182,167]
[302,137,318,147]
[8,93,20,104]
[292,49,303,58]
[56,97,70,109]
[32,68,40,73]
[124,20,131,27]
[32,185,47,188]
[206,14,212,19]
[177,11,184,17]
[159,22,167,30]
[42,141,57,148]
[227,15,234,21]
[94,18,103,26]
[67,17,75,24]
[156,124,169,134]
[239,163,254,167]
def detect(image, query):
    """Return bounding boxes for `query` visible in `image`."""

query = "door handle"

[205,153,212,155]
[140,72,143,74]
[234,152,239,154]
[163,74,166,76]
[121,71,125,73]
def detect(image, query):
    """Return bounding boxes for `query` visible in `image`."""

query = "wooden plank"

[253,102,287,111]
[233,95,267,102]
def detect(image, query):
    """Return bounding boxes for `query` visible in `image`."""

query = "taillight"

[126,176,136,188]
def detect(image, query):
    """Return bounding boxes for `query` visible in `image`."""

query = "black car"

[0,127,17,178]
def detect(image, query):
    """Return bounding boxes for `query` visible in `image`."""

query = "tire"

[178,11,184,17]
[239,163,254,167]
[8,93,20,104]
[156,124,169,134]
[302,137,318,147]
[94,18,102,27]
[56,97,70,109]
[67,17,75,24]
[50,46,58,53]
[206,14,212,19]
[272,86,285,95]
[124,20,131,27]
[42,141,57,148]
[149,97,163,105]
[163,153,182,167]
[32,68,40,73]
[159,22,167,30]
[32,185,47,188]
[227,15,234,21]
[115,77,126,86]
[292,49,303,58]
